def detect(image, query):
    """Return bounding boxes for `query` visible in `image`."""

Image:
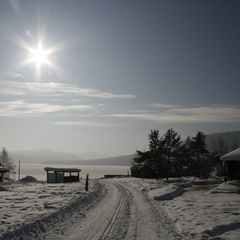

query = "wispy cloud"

[4,71,23,79]
[110,104,240,123]
[0,100,96,117]
[149,103,182,109]
[52,121,116,127]
[0,81,136,99]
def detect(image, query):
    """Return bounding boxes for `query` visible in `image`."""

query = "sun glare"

[30,44,48,66]
[5,27,72,80]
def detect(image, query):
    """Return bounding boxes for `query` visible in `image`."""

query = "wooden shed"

[220,147,240,180]
[0,167,9,182]
[131,162,157,178]
[44,167,81,183]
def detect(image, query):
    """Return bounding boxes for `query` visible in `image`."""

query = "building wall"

[47,172,64,183]
[48,173,56,183]
[227,161,240,180]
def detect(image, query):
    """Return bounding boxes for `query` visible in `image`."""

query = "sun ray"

[2,25,72,80]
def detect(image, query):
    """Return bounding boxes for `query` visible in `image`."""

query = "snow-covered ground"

[136,178,240,239]
[0,176,240,239]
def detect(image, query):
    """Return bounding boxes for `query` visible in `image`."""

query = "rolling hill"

[10,131,240,166]
[41,154,135,166]
[11,148,134,166]
[11,148,81,164]
[205,131,240,153]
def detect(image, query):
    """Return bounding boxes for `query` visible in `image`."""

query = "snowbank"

[149,183,184,200]
[0,179,103,240]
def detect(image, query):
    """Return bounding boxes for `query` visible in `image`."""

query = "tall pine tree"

[191,131,209,178]
[163,128,181,180]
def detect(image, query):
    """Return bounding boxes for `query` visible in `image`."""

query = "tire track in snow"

[118,181,182,240]
[72,182,131,240]
[45,181,132,240]
[123,183,161,240]
[99,183,132,240]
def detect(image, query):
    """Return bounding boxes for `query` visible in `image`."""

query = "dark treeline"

[132,128,227,180]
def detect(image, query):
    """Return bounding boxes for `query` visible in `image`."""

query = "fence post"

[85,174,89,191]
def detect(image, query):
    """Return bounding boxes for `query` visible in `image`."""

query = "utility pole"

[18,161,20,181]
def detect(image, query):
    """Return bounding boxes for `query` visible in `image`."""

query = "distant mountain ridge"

[11,148,81,164]
[78,151,112,160]
[10,131,240,166]
[42,154,134,166]
[205,131,240,151]
[11,148,134,166]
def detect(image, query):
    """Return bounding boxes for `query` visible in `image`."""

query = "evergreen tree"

[191,132,209,178]
[148,129,160,152]
[177,136,193,176]
[163,128,181,180]
[133,150,150,164]
[148,129,165,179]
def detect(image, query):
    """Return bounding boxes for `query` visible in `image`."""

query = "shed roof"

[0,167,9,173]
[44,167,81,172]
[220,147,240,161]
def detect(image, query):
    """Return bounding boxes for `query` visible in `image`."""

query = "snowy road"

[59,182,131,240]
[1,178,239,240]
[38,180,180,240]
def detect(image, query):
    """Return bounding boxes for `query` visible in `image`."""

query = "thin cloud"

[52,121,116,127]
[0,100,95,117]
[0,81,136,99]
[5,71,23,79]
[149,103,182,109]
[110,104,240,123]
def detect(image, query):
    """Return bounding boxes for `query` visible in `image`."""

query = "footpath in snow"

[0,176,240,239]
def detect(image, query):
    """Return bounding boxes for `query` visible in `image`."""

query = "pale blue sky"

[0,0,240,156]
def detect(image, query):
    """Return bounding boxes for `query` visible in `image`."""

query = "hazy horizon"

[11,148,121,159]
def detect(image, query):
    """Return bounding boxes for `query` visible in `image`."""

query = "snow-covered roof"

[220,147,240,161]
[44,167,81,172]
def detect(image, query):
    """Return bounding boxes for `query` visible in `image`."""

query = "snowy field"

[136,178,240,239]
[0,176,240,239]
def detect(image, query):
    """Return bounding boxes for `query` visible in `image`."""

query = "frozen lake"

[13,163,131,181]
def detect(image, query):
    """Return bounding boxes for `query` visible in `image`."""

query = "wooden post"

[85,174,89,191]
[18,161,20,181]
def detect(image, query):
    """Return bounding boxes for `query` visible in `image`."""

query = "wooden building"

[44,167,81,183]
[220,148,240,180]
[131,162,158,178]
[0,167,9,182]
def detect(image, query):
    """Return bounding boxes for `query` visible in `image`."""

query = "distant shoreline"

[17,163,130,181]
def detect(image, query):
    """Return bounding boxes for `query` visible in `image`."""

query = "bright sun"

[6,27,69,79]
[30,44,48,66]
